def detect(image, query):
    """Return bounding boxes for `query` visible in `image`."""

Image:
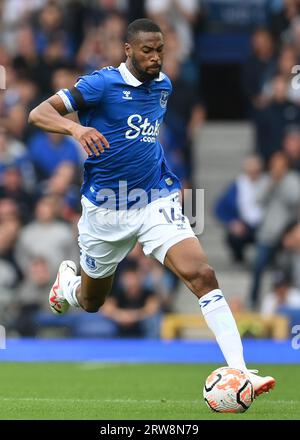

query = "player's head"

[125,18,163,82]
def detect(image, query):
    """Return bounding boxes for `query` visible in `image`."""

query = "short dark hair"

[126,18,162,44]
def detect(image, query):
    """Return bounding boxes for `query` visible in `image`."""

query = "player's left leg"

[163,237,275,396]
[164,237,247,369]
[139,191,275,396]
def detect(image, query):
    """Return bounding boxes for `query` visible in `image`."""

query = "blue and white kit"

[57,63,196,277]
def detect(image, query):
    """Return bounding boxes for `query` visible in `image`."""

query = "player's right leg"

[49,195,137,314]
[49,262,114,314]
[76,267,115,312]
[49,260,78,314]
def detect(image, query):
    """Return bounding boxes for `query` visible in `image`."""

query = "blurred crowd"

[214,0,300,329]
[0,0,204,338]
[0,0,300,338]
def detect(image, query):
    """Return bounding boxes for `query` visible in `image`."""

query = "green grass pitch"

[0,363,298,420]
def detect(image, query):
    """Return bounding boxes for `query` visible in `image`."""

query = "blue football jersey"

[57,63,181,209]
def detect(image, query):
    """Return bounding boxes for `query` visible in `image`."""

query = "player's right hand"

[71,125,110,157]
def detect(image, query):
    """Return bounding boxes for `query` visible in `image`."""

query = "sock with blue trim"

[199,289,247,370]
[63,276,81,308]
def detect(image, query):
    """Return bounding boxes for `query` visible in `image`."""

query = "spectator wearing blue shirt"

[28,131,81,181]
[215,155,263,263]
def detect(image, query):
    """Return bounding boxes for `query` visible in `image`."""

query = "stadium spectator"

[101,38,126,68]
[15,195,78,277]
[282,15,300,57]
[0,126,36,190]
[51,67,79,93]
[255,75,300,163]
[5,103,33,142]
[12,26,44,87]
[101,263,161,338]
[270,0,300,42]
[145,0,199,61]
[242,28,276,115]
[38,161,81,222]
[160,54,205,184]
[249,151,300,308]
[38,260,163,339]
[215,155,263,264]
[260,270,300,330]
[33,2,74,59]
[0,166,35,223]
[261,46,300,106]
[28,131,81,181]
[141,260,177,313]
[76,28,108,73]
[282,126,300,172]
[0,198,23,286]
[1,0,46,28]
[13,256,53,336]
[37,36,75,94]
[283,223,300,290]
[84,0,127,29]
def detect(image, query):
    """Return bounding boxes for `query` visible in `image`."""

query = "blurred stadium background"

[0,0,300,366]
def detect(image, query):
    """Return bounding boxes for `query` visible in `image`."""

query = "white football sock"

[63,275,81,308]
[199,289,247,371]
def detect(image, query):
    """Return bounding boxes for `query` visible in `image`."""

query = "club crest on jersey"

[165,177,173,186]
[160,90,169,108]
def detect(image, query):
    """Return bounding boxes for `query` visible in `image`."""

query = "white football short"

[78,191,196,278]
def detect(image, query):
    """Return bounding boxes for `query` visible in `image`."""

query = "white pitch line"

[78,363,128,370]
[0,397,199,404]
[0,397,298,405]
[259,400,299,404]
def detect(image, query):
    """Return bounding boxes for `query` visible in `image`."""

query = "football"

[203,367,254,413]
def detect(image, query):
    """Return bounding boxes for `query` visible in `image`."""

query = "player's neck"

[125,60,146,83]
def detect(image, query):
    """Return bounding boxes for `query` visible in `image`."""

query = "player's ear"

[125,43,132,58]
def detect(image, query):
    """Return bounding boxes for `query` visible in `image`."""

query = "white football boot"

[49,260,77,314]
[247,370,276,397]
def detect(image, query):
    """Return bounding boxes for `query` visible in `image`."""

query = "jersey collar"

[118,62,165,87]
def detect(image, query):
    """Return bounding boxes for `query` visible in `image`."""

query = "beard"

[131,54,161,82]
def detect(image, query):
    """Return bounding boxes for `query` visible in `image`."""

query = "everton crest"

[160,90,169,108]
[85,254,97,271]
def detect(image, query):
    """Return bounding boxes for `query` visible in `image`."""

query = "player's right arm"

[28,93,109,157]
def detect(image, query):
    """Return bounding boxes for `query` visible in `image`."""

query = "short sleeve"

[56,70,105,112]
[74,71,106,107]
